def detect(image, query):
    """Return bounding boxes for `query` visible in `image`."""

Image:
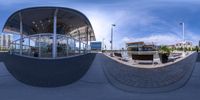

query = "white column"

[19,13,23,55]
[74,39,76,54]
[29,36,31,55]
[88,31,91,53]
[38,34,41,57]
[66,36,68,56]
[14,41,17,53]
[111,26,113,51]
[86,26,88,53]
[78,29,81,54]
[52,9,58,58]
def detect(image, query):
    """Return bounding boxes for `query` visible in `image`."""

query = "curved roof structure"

[2,7,96,41]
[0,7,97,87]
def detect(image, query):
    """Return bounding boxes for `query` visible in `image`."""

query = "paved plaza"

[0,53,200,100]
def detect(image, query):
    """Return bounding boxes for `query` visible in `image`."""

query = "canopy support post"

[52,9,58,58]
[19,12,23,55]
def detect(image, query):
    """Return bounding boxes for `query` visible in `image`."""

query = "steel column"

[52,9,58,58]
[78,29,81,54]
[66,36,69,56]
[19,13,23,55]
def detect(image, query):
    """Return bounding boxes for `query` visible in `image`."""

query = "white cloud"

[114,30,200,50]
[83,9,115,50]
[121,34,182,46]
[185,31,200,45]
[1,0,200,50]
[84,10,113,41]
[82,7,158,50]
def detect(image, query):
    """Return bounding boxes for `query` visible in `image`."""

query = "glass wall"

[10,33,89,59]
[57,34,68,57]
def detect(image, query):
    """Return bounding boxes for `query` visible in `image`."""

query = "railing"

[0,46,9,51]
[9,33,90,59]
[103,50,159,59]
[105,50,192,60]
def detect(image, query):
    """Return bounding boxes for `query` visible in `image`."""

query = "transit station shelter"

[2,7,96,58]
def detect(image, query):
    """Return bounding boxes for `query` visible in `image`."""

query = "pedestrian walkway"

[102,53,197,93]
[0,53,200,100]
[80,53,108,84]
[0,52,96,87]
[196,53,200,62]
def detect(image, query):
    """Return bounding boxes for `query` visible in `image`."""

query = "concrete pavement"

[103,53,197,93]
[0,53,200,100]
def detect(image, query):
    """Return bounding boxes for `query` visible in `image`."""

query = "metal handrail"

[9,33,90,59]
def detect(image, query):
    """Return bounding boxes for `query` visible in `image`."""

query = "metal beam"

[66,36,69,56]
[78,29,81,54]
[19,12,23,55]
[29,36,31,56]
[86,26,89,53]
[38,34,41,57]
[52,9,58,58]
[74,38,76,54]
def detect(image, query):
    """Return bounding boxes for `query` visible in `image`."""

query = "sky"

[1,0,200,49]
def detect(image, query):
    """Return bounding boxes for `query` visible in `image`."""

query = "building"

[1,7,96,87]
[199,40,200,47]
[167,45,175,49]
[0,34,13,50]
[126,41,156,51]
[175,41,193,49]
[3,7,95,58]
[90,41,102,51]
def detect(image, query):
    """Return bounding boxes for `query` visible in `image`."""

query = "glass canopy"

[2,7,96,59]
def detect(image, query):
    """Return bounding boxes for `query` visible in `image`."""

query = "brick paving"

[102,53,197,92]
[0,53,200,100]
[0,52,96,87]
[196,53,200,62]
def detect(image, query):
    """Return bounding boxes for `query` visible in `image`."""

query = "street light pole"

[102,38,105,50]
[180,22,185,56]
[110,24,116,56]
[181,22,185,43]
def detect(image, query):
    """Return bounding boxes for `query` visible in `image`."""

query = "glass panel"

[68,38,75,56]
[57,35,67,57]
[80,42,84,54]
[75,40,79,55]
[40,34,53,58]
[11,33,90,58]
[22,37,30,56]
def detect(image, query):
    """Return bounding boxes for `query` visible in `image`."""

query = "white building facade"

[175,41,193,49]
[0,34,13,50]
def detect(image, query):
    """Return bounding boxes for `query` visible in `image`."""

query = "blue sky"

[1,0,200,49]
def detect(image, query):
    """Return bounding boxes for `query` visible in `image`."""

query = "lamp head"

[112,24,116,27]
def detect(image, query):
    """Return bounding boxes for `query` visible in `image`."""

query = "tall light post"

[180,22,185,42]
[102,38,105,50]
[110,24,116,56]
[180,22,185,56]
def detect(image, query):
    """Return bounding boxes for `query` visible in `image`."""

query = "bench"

[114,53,122,58]
[114,52,129,62]
[168,53,182,62]
[132,54,154,64]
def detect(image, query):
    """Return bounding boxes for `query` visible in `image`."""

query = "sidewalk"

[0,53,200,100]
